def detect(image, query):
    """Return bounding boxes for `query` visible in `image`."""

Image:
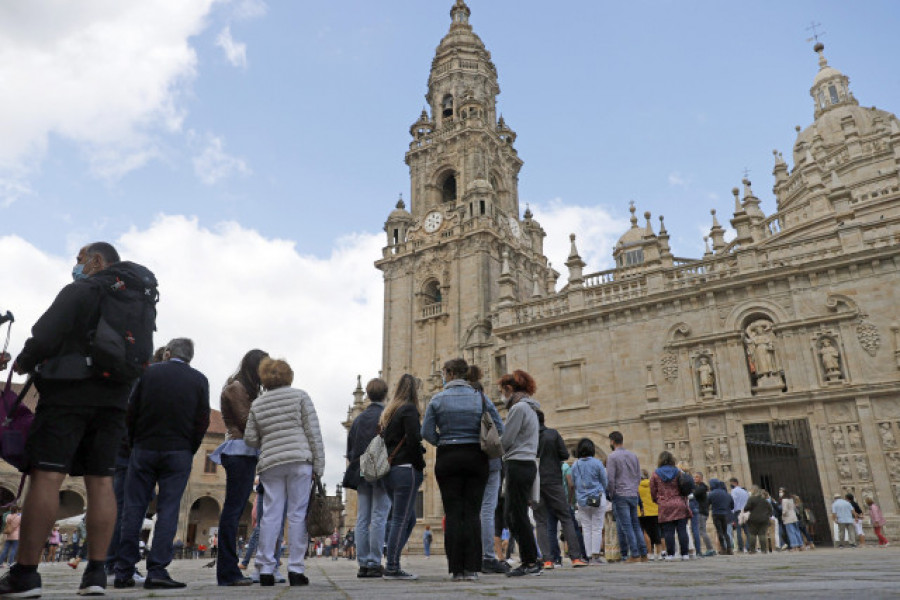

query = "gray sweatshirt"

[501,397,540,462]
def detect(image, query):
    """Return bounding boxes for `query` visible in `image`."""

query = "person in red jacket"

[649,451,692,561]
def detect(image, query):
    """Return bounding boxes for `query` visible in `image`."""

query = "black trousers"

[712,514,732,553]
[435,444,488,574]
[534,478,583,560]
[504,460,538,566]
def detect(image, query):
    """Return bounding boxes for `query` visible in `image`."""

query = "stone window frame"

[553,358,588,412]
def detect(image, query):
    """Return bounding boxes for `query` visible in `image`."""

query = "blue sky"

[1,0,898,485]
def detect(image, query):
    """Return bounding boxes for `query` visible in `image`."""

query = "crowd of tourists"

[0,241,892,597]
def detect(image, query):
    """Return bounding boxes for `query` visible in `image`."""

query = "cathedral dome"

[388,197,412,221]
[616,204,644,247]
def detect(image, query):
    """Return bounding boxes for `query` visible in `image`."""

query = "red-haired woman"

[498,370,542,577]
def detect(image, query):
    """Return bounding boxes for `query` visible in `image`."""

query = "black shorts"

[25,403,126,476]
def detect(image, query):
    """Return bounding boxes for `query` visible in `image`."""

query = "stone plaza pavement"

[27,547,900,599]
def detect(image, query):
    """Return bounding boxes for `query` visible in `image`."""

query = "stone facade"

[343,0,900,549]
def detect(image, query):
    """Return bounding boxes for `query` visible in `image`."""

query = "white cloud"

[0,216,384,487]
[231,0,267,20]
[0,175,34,208]
[668,171,690,187]
[527,198,630,283]
[193,134,251,185]
[0,1,216,178]
[215,26,247,69]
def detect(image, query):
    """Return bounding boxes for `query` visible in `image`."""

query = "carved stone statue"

[744,319,781,388]
[847,425,863,450]
[679,441,692,464]
[830,426,846,453]
[665,442,676,454]
[837,456,852,481]
[718,437,731,462]
[819,338,843,381]
[697,356,716,397]
[721,464,733,480]
[887,452,900,481]
[854,455,870,480]
[879,422,897,449]
[704,440,716,464]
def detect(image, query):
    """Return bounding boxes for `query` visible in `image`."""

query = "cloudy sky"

[1,0,898,486]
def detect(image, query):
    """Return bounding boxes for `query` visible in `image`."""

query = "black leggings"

[435,444,488,575]
[504,460,538,566]
[639,516,661,546]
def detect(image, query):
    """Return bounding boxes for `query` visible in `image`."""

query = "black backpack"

[677,470,695,497]
[88,262,159,382]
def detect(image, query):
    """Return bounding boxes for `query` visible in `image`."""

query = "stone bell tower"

[373,0,555,534]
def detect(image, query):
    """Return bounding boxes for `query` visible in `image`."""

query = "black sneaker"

[363,565,384,578]
[357,567,368,578]
[0,569,42,598]
[507,563,542,577]
[112,578,134,589]
[482,558,510,574]
[259,573,275,587]
[78,567,107,596]
[288,572,308,586]
[382,569,418,581]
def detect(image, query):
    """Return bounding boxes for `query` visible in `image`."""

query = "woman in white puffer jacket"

[244,358,324,587]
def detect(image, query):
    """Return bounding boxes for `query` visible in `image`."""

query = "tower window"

[441,173,457,203]
[828,85,839,105]
[423,280,442,304]
[479,200,486,215]
[442,95,453,119]
[392,228,400,245]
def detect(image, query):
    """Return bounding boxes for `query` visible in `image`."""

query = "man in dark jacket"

[690,472,716,556]
[346,378,389,578]
[114,338,210,590]
[533,411,587,568]
[3,243,135,597]
[707,479,734,555]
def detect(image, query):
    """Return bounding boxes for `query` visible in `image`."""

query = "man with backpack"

[4,242,157,597]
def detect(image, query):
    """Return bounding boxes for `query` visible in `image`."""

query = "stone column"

[855,396,894,505]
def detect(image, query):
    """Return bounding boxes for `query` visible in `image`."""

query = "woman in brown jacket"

[649,451,692,561]
[214,349,268,586]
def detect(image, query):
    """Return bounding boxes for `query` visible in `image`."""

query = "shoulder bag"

[479,392,503,459]
[306,474,335,538]
[360,429,407,483]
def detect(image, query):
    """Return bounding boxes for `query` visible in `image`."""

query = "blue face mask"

[441,374,446,386]
[72,263,88,281]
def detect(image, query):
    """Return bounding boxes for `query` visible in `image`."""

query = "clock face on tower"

[423,211,443,233]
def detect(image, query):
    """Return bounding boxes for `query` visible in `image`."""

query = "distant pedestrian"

[423,526,433,558]
[708,478,734,555]
[845,493,865,547]
[649,451,691,561]
[422,358,502,581]
[380,373,425,580]
[690,472,715,556]
[570,438,608,565]
[244,357,325,587]
[607,431,647,561]
[0,507,21,567]
[638,470,661,560]
[780,490,803,551]
[346,378,390,578]
[729,478,749,552]
[864,497,889,546]
[831,494,856,548]
[742,486,773,553]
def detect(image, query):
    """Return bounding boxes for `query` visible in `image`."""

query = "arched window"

[442,94,454,119]
[423,280,442,305]
[441,172,457,203]
[828,85,839,105]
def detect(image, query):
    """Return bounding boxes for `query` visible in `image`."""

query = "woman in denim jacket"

[422,358,502,581]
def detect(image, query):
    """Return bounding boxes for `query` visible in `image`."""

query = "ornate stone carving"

[660,352,679,381]
[718,437,731,462]
[817,337,843,382]
[887,452,900,481]
[679,441,692,464]
[836,456,852,481]
[879,422,897,449]
[704,440,716,464]
[830,426,846,453]
[857,319,880,356]
[721,464,733,480]
[893,483,900,507]
[663,420,686,440]
[847,424,863,451]
[696,355,716,398]
[826,402,856,424]
[854,454,871,480]
[744,318,782,389]
[665,441,676,454]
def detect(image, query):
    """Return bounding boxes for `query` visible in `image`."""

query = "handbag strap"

[387,434,407,464]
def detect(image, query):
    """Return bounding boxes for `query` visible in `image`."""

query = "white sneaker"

[681,555,690,561]
[133,570,146,583]
[663,556,675,561]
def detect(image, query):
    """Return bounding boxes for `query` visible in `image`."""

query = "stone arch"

[724,299,789,332]
[58,490,85,521]
[187,496,221,547]
[665,322,692,345]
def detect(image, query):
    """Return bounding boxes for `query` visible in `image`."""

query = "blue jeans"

[0,540,18,565]
[785,522,803,548]
[480,467,501,559]
[424,537,431,557]
[384,466,423,571]
[115,447,193,580]
[732,510,748,551]
[355,480,390,568]
[216,454,257,585]
[611,496,646,558]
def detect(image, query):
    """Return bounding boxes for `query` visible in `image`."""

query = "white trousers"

[576,501,605,556]
[256,462,313,574]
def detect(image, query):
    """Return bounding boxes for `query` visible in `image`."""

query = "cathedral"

[344,0,900,548]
